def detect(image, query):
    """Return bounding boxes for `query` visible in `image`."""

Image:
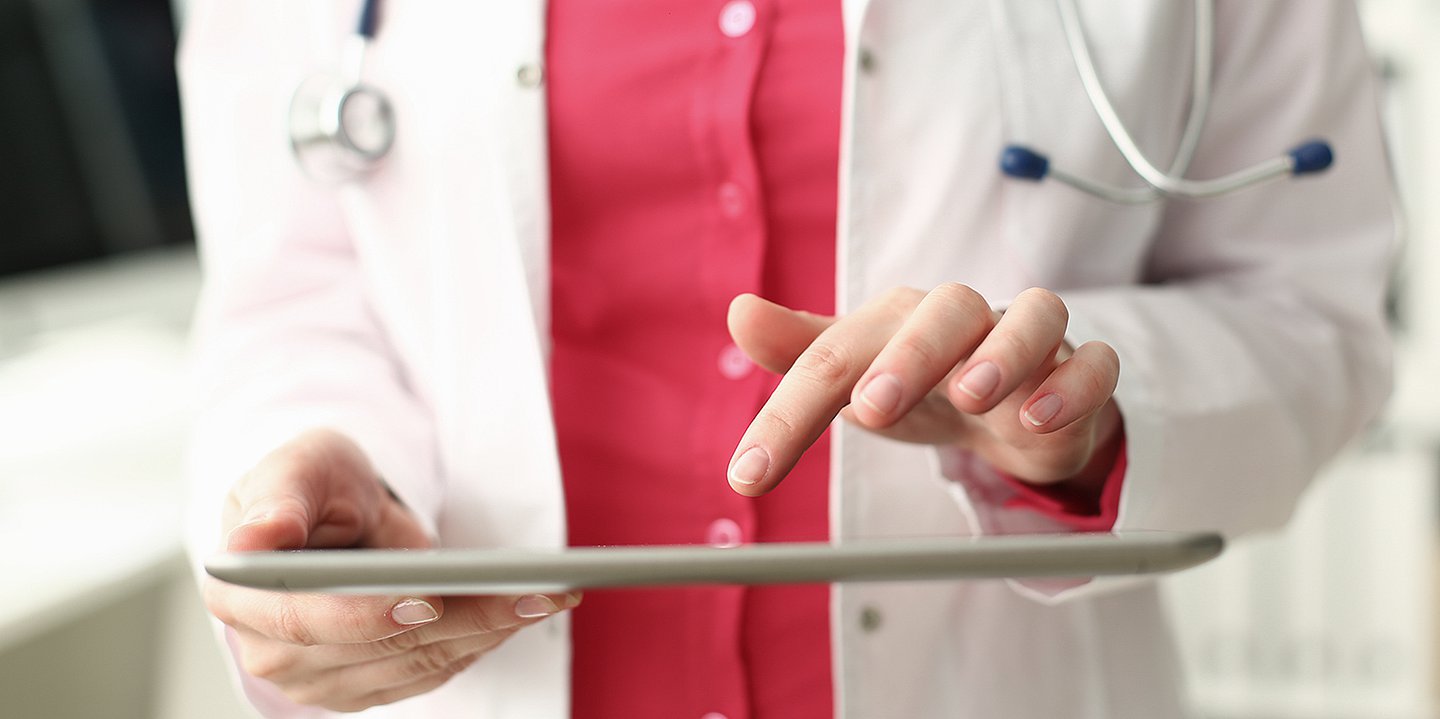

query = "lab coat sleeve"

[1012,1,1396,603]
[178,0,442,604]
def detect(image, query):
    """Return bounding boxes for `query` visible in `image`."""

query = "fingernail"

[957,362,1001,401]
[236,510,272,528]
[729,446,770,486]
[391,598,439,626]
[225,512,272,548]
[515,595,562,618]
[1025,394,1063,426]
[859,374,903,415]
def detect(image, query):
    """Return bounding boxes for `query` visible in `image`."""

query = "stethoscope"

[1001,0,1332,203]
[288,0,394,183]
[290,0,1334,201]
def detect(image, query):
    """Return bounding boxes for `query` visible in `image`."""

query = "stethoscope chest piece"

[289,73,396,184]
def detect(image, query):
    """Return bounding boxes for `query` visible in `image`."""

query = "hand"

[725,285,1122,496]
[203,429,581,712]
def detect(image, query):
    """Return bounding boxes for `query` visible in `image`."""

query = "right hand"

[202,429,580,712]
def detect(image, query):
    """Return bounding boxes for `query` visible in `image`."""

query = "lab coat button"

[718,0,756,38]
[516,63,544,88]
[706,518,743,547]
[859,605,883,632]
[858,47,877,74]
[717,182,746,218]
[717,343,754,380]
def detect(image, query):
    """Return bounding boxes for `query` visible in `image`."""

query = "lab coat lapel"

[431,0,564,551]
[344,0,563,551]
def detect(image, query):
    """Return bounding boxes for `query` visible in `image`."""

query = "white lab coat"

[180,1,1395,717]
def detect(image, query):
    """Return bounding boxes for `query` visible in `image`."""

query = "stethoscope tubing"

[1003,0,1332,204]
[298,0,1332,200]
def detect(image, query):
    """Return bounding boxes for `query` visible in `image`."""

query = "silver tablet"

[205,531,1222,595]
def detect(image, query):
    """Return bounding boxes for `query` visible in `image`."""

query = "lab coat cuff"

[995,437,1127,533]
[934,443,1133,603]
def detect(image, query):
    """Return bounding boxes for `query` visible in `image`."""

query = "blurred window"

[0,0,191,278]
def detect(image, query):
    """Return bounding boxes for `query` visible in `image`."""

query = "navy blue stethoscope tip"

[1288,140,1334,175]
[1000,145,1050,181]
[357,0,381,38]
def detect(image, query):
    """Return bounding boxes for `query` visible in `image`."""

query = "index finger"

[726,288,919,496]
[204,579,445,646]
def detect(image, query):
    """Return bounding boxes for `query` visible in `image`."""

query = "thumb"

[223,431,383,552]
[225,489,314,553]
[727,293,836,374]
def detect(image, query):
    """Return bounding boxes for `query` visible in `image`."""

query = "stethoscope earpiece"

[1288,141,1334,175]
[999,146,1050,182]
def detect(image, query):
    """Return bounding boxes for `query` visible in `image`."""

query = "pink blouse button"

[717,181,746,219]
[706,518,743,548]
[717,342,754,380]
[701,713,729,719]
[718,0,756,38]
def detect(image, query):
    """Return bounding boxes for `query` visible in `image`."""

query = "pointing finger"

[728,288,921,495]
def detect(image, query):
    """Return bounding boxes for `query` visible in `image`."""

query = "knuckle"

[929,282,983,309]
[325,699,370,714]
[454,602,514,635]
[440,657,480,682]
[880,285,925,309]
[362,659,473,712]
[442,653,483,679]
[1091,341,1121,370]
[792,341,854,386]
[282,682,333,708]
[260,445,312,480]
[377,626,425,653]
[764,404,806,439]
[274,601,321,647]
[890,335,947,372]
[1075,357,1117,398]
[333,698,386,714]
[930,283,994,328]
[1080,370,1112,402]
[992,330,1042,366]
[239,646,294,681]
[1017,287,1068,323]
[404,641,462,678]
[1079,342,1120,382]
[201,584,238,627]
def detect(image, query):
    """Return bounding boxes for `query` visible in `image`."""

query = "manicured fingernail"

[225,512,272,548]
[859,373,903,415]
[957,362,1000,401]
[236,510,272,528]
[391,598,439,626]
[515,595,561,618]
[729,446,770,486]
[1025,394,1063,426]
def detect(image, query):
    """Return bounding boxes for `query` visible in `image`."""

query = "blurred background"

[0,1,1436,717]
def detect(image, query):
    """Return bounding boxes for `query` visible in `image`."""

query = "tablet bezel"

[205,531,1223,595]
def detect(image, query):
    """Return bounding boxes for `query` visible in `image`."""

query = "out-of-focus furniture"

[0,248,253,719]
